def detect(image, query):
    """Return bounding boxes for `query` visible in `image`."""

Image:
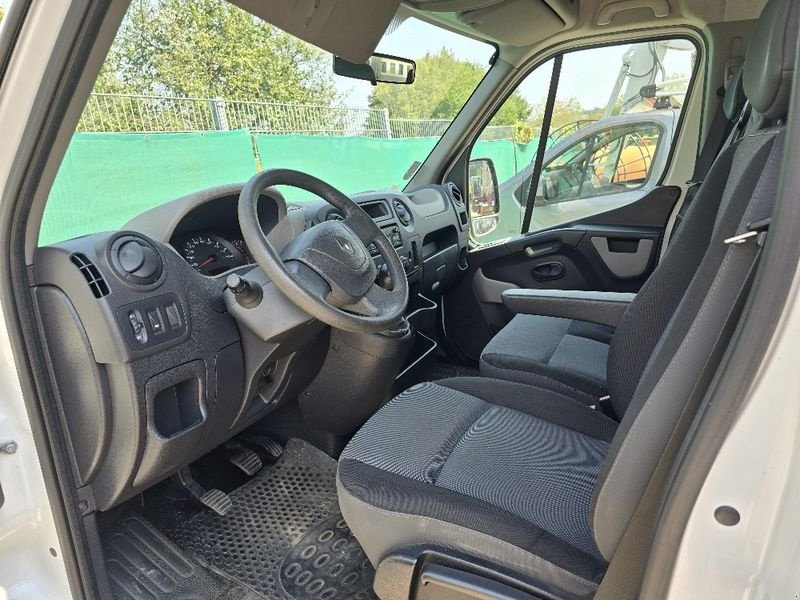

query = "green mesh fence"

[40,130,258,246]
[254,134,438,201]
[41,130,537,245]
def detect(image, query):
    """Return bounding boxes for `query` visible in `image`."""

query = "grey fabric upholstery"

[500,289,635,328]
[604,144,736,415]
[337,378,616,595]
[480,315,613,404]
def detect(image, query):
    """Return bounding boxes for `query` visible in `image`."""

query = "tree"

[96,0,337,105]
[529,98,604,132]
[369,49,532,125]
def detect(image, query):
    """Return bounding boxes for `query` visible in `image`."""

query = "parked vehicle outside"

[472,109,679,243]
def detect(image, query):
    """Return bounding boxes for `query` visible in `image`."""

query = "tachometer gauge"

[178,234,243,276]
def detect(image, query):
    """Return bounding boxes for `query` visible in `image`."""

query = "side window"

[541,123,664,204]
[468,39,695,245]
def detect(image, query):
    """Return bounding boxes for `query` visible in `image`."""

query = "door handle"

[532,261,565,281]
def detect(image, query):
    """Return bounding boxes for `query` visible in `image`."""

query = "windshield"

[40,2,493,245]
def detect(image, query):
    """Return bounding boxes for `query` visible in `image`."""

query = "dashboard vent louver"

[108,233,164,287]
[448,183,464,206]
[70,253,110,298]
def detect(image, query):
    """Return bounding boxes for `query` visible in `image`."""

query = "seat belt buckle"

[591,395,611,411]
[724,218,771,246]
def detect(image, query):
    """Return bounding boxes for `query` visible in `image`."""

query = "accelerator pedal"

[239,434,284,461]
[176,467,233,516]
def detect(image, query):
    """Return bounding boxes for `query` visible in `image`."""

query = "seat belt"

[594,219,769,599]
[691,86,733,184]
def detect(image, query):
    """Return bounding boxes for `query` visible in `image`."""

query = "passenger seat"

[479,62,752,412]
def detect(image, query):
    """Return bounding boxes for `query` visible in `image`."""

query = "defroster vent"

[70,253,110,298]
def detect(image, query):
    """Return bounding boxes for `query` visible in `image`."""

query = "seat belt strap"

[691,87,732,184]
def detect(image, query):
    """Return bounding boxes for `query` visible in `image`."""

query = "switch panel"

[117,293,187,350]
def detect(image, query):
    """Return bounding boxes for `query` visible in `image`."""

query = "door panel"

[442,185,680,362]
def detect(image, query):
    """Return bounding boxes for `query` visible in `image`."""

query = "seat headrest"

[723,65,746,121]
[743,0,799,120]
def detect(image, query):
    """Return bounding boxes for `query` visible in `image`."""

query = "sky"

[333,17,694,112]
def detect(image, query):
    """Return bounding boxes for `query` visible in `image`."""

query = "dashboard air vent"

[70,253,110,298]
[108,233,164,287]
[447,183,464,207]
[393,199,412,226]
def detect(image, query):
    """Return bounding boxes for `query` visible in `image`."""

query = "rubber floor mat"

[173,439,378,600]
[104,514,256,600]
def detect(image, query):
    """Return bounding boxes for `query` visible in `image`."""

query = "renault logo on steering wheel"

[337,237,354,254]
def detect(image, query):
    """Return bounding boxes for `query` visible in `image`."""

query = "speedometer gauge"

[178,235,243,276]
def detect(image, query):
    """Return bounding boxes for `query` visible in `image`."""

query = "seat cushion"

[337,378,617,598]
[480,314,613,403]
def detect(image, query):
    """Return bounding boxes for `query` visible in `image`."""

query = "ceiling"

[231,0,767,64]
[405,0,767,48]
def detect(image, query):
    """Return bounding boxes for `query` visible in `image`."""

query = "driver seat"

[337,1,796,596]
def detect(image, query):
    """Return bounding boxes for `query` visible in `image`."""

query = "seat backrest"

[605,28,783,418]
[591,0,798,560]
[669,64,749,242]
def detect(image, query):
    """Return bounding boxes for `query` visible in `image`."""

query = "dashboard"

[31,178,469,513]
[125,181,471,301]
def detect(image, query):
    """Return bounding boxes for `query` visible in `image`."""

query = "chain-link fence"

[77,93,518,140]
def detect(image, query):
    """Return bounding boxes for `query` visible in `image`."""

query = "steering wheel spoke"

[343,213,378,245]
[284,260,331,303]
[345,282,396,318]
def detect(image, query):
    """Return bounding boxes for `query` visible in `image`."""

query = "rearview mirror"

[333,53,416,85]
[468,158,500,238]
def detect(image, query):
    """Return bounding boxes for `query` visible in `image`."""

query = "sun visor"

[458,0,574,46]
[230,0,401,63]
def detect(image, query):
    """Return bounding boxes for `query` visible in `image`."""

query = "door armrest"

[501,289,635,328]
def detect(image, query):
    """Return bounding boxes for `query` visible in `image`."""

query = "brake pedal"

[229,448,262,476]
[176,467,232,516]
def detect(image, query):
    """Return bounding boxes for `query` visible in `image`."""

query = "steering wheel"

[238,169,409,334]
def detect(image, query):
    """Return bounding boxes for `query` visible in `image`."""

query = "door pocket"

[590,236,654,279]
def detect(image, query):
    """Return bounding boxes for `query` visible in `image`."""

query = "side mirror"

[333,53,416,85]
[542,171,558,203]
[468,158,500,238]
